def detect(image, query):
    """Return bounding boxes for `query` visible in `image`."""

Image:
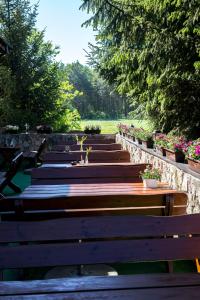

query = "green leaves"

[81,0,200,138]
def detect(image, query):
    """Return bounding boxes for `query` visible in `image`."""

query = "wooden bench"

[52,143,122,151]
[23,138,47,166]
[0,152,23,194]
[42,150,130,164]
[0,183,187,220]
[0,146,20,169]
[0,214,200,299]
[31,163,147,184]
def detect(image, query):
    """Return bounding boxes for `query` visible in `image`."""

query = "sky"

[30,0,96,65]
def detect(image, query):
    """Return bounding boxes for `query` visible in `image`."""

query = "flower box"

[142,140,154,149]
[4,125,19,134]
[165,148,185,163]
[156,146,166,156]
[36,125,53,134]
[188,158,200,174]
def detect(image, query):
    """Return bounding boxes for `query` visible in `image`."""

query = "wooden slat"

[1,286,200,299]
[0,206,187,221]
[32,178,143,184]
[31,164,147,184]
[1,237,200,269]
[1,273,200,296]
[0,214,197,243]
[43,150,130,163]
[53,143,122,151]
[32,164,146,179]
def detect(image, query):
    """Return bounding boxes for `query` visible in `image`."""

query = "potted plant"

[94,125,101,134]
[128,127,136,141]
[117,124,129,137]
[165,136,186,163]
[75,135,87,151]
[133,128,144,144]
[138,130,154,148]
[154,134,168,156]
[36,125,53,134]
[185,140,200,173]
[140,165,161,188]
[4,125,19,134]
[85,146,92,164]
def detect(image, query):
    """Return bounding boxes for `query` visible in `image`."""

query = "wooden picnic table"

[2,183,187,218]
[0,147,20,169]
[0,273,200,299]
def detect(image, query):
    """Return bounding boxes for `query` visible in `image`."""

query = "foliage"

[165,136,187,152]
[80,0,200,138]
[134,129,153,141]
[4,124,19,133]
[154,134,169,148]
[0,0,81,131]
[185,140,200,161]
[36,125,52,134]
[65,61,130,119]
[140,165,161,180]
[84,124,101,134]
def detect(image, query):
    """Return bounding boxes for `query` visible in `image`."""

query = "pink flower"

[195,145,200,156]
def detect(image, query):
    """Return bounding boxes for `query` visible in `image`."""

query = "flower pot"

[143,179,158,188]
[165,149,185,163]
[188,158,200,174]
[135,138,142,145]
[131,136,136,142]
[156,146,166,156]
[142,140,154,149]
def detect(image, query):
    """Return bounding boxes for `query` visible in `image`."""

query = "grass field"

[80,119,153,134]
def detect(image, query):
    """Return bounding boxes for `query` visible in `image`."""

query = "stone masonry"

[117,134,200,214]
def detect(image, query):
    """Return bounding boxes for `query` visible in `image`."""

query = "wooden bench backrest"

[36,138,47,162]
[5,152,23,179]
[0,192,187,219]
[43,150,130,163]
[0,213,199,270]
[52,143,122,151]
[31,164,147,184]
[0,152,23,193]
[63,138,116,145]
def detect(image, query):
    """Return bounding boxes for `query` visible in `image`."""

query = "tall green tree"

[66,61,130,119]
[81,0,200,137]
[0,0,81,131]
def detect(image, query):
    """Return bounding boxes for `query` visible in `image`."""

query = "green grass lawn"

[80,119,153,134]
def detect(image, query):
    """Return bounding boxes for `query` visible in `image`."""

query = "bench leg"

[167,261,173,273]
[8,182,21,193]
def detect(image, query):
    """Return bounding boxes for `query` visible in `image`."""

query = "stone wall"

[117,134,200,214]
[0,133,116,152]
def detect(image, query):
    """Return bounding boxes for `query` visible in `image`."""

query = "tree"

[80,0,200,137]
[0,0,81,131]
[66,61,130,119]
